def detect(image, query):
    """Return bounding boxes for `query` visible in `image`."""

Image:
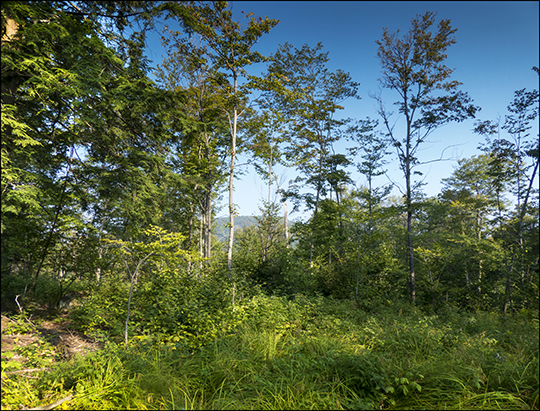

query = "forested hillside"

[1,2,538,409]
[213,215,258,243]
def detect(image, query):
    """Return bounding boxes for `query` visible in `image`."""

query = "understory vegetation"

[2,293,538,410]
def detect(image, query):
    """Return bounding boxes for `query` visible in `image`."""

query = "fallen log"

[3,368,53,375]
[19,393,73,410]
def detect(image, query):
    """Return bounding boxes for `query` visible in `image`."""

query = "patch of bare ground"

[36,318,103,360]
[2,309,102,410]
[1,309,103,367]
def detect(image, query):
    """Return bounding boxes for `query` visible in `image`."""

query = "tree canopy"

[1,1,537,329]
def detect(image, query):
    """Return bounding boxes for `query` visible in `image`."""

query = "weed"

[1,295,537,410]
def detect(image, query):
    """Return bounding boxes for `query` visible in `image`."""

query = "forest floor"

[1,297,538,410]
[1,308,103,387]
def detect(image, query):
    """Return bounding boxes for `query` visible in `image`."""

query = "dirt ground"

[1,309,103,367]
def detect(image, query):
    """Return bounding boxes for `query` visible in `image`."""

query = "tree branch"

[418,144,463,165]
[22,393,73,410]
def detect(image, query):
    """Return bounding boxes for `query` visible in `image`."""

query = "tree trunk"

[227,112,236,273]
[187,204,195,276]
[226,73,239,312]
[502,248,516,314]
[96,246,103,283]
[309,155,324,276]
[518,155,538,283]
[199,217,204,274]
[124,267,136,346]
[124,252,153,346]
[405,159,416,303]
[283,201,289,246]
[204,191,212,260]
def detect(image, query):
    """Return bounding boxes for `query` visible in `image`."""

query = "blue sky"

[145,1,539,218]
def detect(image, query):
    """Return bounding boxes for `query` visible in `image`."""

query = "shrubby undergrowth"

[2,293,538,410]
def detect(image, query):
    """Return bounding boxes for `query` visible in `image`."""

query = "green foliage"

[70,226,231,347]
[374,11,481,302]
[267,42,359,214]
[71,279,128,340]
[1,4,538,409]
[233,202,290,294]
[2,295,538,410]
[1,313,34,335]
[1,0,181,300]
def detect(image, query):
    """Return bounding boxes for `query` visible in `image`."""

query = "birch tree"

[199,6,278,275]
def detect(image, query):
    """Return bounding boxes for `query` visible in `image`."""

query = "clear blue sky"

[145,1,539,218]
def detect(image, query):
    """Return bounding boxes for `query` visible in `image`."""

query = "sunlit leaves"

[376,11,479,142]
[265,42,360,213]
[374,11,480,302]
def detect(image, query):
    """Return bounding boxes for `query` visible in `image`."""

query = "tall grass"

[2,295,538,409]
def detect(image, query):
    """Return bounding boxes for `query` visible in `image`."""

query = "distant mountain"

[213,215,258,243]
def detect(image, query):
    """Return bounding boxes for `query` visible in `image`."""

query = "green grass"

[1,295,538,409]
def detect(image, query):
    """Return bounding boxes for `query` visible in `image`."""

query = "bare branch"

[384,170,405,195]
[418,144,463,165]
[23,393,74,410]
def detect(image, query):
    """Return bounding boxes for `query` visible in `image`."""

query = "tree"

[438,154,508,307]
[1,1,204,295]
[267,42,359,271]
[347,118,394,304]
[1,1,150,293]
[474,84,539,312]
[347,118,392,223]
[233,201,288,293]
[242,103,292,245]
[195,4,279,281]
[374,11,479,302]
[155,36,229,263]
[104,225,194,345]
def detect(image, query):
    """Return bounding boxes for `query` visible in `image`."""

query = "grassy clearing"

[1,295,538,410]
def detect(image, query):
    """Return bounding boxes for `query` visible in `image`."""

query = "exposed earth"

[1,308,103,371]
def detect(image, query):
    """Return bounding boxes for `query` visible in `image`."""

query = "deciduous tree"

[474,84,539,312]
[267,42,359,271]
[374,11,479,302]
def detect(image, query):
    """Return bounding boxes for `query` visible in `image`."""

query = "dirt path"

[1,311,103,366]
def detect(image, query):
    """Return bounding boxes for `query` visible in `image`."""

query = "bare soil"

[1,308,103,368]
